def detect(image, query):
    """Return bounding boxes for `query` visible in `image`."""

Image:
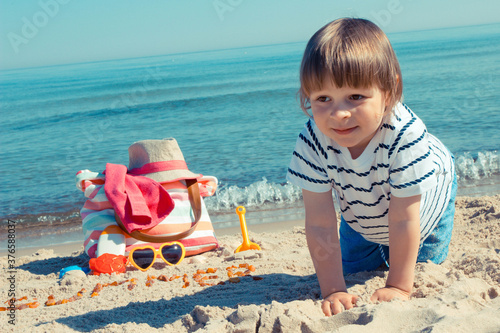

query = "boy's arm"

[302,189,357,316]
[371,194,421,302]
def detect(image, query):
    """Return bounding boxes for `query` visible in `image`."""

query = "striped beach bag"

[75,139,219,258]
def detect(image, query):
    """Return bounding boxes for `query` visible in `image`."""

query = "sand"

[1,195,499,332]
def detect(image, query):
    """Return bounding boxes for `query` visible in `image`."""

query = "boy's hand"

[370,286,410,303]
[321,291,358,316]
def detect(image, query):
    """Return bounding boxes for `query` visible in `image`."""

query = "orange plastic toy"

[89,253,127,275]
[234,206,261,253]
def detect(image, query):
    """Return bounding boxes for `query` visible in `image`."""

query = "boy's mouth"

[333,126,357,135]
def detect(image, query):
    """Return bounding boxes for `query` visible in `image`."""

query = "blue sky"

[1,0,499,70]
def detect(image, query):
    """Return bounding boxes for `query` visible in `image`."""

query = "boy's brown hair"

[299,18,403,113]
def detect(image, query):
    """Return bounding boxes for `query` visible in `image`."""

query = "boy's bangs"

[304,47,381,92]
[301,37,386,96]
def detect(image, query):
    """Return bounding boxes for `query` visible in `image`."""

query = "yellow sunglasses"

[128,242,186,272]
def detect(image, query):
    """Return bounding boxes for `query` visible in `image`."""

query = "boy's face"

[309,81,389,159]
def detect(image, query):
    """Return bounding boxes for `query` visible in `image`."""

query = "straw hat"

[128,138,201,183]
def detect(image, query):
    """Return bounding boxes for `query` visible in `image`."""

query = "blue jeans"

[339,173,457,275]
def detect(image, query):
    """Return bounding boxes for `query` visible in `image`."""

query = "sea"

[1,23,499,249]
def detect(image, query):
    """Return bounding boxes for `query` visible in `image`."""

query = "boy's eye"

[350,95,364,101]
[316,96,331,102]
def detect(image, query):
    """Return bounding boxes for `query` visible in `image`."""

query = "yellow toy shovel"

[234,206,261,253]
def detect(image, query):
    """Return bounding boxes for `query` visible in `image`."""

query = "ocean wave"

[455,151,499,180]
[205,177,302,213]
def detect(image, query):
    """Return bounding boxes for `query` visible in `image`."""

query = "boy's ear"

[383,75,400,112]
[384,91,393,112]
[390,74,400,107]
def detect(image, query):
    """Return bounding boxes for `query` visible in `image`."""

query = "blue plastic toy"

[59,265,91,278]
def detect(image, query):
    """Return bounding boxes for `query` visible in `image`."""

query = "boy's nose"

[329,105,351,119]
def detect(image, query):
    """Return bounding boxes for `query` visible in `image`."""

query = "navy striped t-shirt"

[287,103,455,246]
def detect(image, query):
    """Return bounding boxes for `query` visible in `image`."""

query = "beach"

[1,23,499,332]
[2,194,499,332]
[1,0,499,327]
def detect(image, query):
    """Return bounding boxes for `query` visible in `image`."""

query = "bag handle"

[115,179,202,243]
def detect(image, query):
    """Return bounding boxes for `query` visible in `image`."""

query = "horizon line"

[1,21,499,72]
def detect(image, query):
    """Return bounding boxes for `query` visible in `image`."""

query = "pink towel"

[104,163,175,233]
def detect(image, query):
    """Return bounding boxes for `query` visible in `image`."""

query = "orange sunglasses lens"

[130,247,156,271]
[159,243,184,265]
